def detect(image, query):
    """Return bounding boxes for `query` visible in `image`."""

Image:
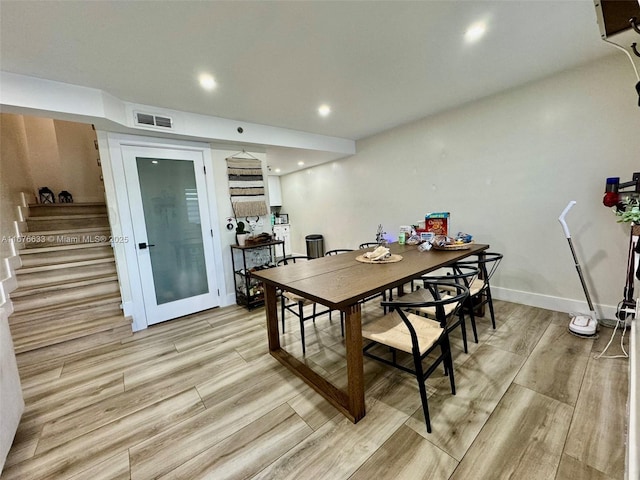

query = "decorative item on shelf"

[245,215,259,236]
[38,187,55,204]
[236,221,248,246]
[58,190,73,203]
[246,232,274,245]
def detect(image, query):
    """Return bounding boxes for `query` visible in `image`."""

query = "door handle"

[138,242,156,249]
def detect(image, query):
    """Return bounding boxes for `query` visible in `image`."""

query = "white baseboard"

[492,286,618,322]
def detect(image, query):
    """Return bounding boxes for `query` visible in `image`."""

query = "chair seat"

[282,291,314,305]
[440,278,482,296]
[362,310,443,355]
[468,278,483,296]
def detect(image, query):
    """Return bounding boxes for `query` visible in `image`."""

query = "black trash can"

[305,234,325,258]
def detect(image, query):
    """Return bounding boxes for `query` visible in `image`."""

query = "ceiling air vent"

[154,116,172,128]
[134,112,173,129]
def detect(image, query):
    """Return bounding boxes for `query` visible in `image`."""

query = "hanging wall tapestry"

[226,156,268,218]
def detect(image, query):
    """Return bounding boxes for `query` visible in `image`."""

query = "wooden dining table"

[251,241,489,423]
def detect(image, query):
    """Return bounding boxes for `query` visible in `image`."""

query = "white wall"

[54,119,104,203]
[280,55,640,319]
[2,114,104,205]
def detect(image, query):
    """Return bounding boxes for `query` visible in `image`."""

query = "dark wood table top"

[252,242,489,309]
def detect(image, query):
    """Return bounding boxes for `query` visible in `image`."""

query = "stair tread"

[23,226,110,235]
[19,242,112,254]
[29,203,106,207]
[10,313,130,339]
[9,293,122,321]
[12,273,119,297]
[20,250,114,268]
[27,213,108,220]
[12,316,132,353]
[17,257,115,274]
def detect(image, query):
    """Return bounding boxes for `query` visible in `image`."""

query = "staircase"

[8,203,132,356]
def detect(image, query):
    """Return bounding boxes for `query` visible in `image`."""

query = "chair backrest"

[455,252,503,288]
[325,249,354,256]
[420,265,480,290]
[276,255,313,266]
[358,242,378,249]
[381,282,469,350]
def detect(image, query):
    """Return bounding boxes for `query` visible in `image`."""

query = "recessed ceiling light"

[275,168,281,173]
[198,73,217,91]
[297,161,305,166]
[464,21,487,43]
[318,104,331,117]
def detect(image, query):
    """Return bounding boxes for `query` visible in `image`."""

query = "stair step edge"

[20,252,114,268]
[13,318,132,354]
[10,314,130,338]
[29,203,106,207]
[22,227,111,236]
[11,274,119,298]
[9,294,122,322]
[9,304,123,326]
[19,242,112,254]
[27,214,108,220]
[17,257,115,274]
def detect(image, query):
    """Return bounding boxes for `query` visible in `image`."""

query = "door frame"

[99,133,226,331]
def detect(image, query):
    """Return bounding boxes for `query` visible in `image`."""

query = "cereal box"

[425,212,449,236]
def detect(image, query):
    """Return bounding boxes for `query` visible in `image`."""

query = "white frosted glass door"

[122,145,219,325]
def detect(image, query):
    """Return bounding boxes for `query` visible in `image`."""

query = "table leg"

[344,302,365,422]
[264,292,366,423]
[264,283,280,351]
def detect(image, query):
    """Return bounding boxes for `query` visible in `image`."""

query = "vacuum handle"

[558,201,576,239]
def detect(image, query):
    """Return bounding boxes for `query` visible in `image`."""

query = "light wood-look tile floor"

[2,300,629,479]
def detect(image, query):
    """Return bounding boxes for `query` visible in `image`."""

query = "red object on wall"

[603,191,620,207]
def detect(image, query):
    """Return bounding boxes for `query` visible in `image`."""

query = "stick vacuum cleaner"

[558,201,598,337]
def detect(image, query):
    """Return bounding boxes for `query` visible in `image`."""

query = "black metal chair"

[325,249,354,256]
[455,252,503,338]
[358,242,379,249]
[362,281,469,433]
[276,256,331,355]
[401,265,480,353]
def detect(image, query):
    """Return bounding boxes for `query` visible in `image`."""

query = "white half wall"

[0,303,23,473]
[280,54,640,319]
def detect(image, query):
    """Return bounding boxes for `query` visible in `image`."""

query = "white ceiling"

[0,0,617,174]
